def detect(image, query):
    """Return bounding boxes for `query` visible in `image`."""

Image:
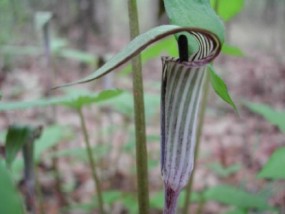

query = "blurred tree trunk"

[76,0,100,50]
[263,0,278,24]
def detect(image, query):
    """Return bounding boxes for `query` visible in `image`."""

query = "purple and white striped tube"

[160,31,221,214]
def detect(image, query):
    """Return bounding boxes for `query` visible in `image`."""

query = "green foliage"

[5,125,33,167]
[33,126,70,161]
[204,185,272,210]
[258,147,285,180]
[0,37,97,66]
[120,37,177,75]
[209,65,237,111]
[0,161,24,214]
[66,191,138,213]
[120,193,138,214]
[50,144,109,162]
[0,89,123,111]
[164,0,224,54]
[244,102,285,133]
[224,208,247,214]
[208,162,241,177]
[99,91,160,120]
[54,25,221,88]
[4,125,71,180]
[58,89,123,110]
[222,44,244,57]
[210,0,245,21]
[0,0,13,44]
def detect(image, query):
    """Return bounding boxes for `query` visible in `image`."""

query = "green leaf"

[49,145,109,162]
[244,102,285,133]
[208,162,241,177]
[101,191,123,205]
[209,65,237,111]
[34,126,71,161]
[58,89,123,110]
[205,185,272,210]
[210,0,244,21]
[0,161,24,214]
[164,0,224,54]
[0,96,67,111]
[222,44,244,56]
[54,25,222,88]
[120,193,138,214]
[8,126,71,180]
[120,37,177,75]
[224,208,247,214]
[0,89,123,111]
[5,125,33,167]
[98,91,160,119]
[258,147,285,180]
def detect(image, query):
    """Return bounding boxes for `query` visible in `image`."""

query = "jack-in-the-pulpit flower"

[160,31,221,214]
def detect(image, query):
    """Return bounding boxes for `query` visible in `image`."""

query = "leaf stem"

[182,71,210,214]
[127,0,150,213]
[77,108,105,214]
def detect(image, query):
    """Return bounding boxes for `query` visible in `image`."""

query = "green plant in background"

[0,10,98,72]
[243,102,285,213]
[245,102,285,180]
[4,125,42,213]
[57,90,123,214]
[0,161,24,214]
[0,89,122,213]
[0,124,73,213]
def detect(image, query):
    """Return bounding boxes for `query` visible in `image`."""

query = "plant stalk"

[22,126,42,214]
[182,71,210,214]
[127,0,150,213]
[78,108,105,214]
[22,139,36,214]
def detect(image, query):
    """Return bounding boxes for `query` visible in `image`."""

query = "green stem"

[182,71,210,214]
[196,194,206,214]
[127,0,150,213]
[78,108,105,214]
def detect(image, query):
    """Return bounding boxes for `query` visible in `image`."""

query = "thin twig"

[78,108,105,214]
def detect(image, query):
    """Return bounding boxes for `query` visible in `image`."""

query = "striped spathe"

[160,30,221,214]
